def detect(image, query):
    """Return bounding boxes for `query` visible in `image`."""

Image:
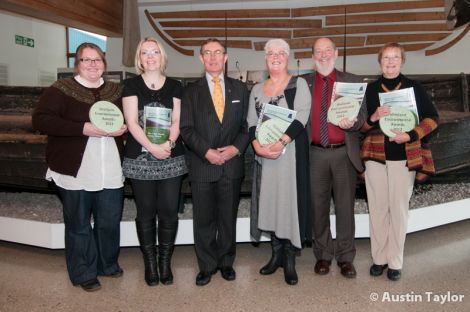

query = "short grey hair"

[264,39,290,56]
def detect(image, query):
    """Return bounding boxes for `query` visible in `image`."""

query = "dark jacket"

[180,76,250,182]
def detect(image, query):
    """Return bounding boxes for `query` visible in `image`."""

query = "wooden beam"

[160,19,322,29]
[292,0,444,17]
[254,36,366,51]
[165,29,291,39]
[150,9,290,19]
[294,43,433,59]
[0,133,47,144]
[426,24,470,56]
[174,40,252,49]
[327,12,447,26]
[144,10,194,56]
[367,33,451,45]
[294,23,450,38]
[0,0,123,37]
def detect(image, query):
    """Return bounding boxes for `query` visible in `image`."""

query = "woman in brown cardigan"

[361,42,438,281]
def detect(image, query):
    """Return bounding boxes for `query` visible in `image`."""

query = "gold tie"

[212,76,224,122]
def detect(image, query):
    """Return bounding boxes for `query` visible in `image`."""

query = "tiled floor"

[1,219,470,312]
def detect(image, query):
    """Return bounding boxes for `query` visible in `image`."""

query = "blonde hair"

[134,37,168,74]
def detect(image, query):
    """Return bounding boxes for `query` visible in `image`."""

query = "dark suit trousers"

[310,145,357,263]
[191,173,242,272]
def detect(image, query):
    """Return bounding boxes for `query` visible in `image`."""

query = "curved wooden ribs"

[144,9,194,56]
[144,0,465,58]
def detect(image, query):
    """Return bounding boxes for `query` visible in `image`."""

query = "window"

[66,28,106,68]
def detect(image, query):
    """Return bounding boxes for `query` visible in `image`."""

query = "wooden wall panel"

[0,0,123,37]
[151,9,290,19]
[294,43,433,59]
[326,12,447,26]
[294,23,450,38]
[160,19,322,29]
[254,36,366,51]
[165,29,291,39]
[367,33,450,45]
[292,0,444,17]
[175,40,252,49]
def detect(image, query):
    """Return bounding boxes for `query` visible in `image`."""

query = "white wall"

[0,10,66,86]
[104,0,470,77]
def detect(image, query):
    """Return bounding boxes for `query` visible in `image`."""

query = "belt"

[311,142,345,149]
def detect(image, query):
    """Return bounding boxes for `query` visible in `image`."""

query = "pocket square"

[232,100,240,103]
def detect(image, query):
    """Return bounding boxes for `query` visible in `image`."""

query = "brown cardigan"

[32,77,123,177]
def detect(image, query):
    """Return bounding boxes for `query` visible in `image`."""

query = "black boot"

[283,240,298,285]
[136,220,159,286]
[158,220,178,285]
[260,235,283,275]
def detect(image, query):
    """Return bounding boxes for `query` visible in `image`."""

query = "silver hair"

[264,38,290,56]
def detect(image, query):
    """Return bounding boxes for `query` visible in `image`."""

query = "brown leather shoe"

[314,260,331,275]
[337,262,357,278]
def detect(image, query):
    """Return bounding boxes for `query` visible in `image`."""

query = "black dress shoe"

[370,264,388,276]
[195,270,216,286]
[314,260,331,275]
[108,268,124,278]
[220,267,236,281]
[387,268,401,281]
[79,278,101,292]
[337,262,357,278]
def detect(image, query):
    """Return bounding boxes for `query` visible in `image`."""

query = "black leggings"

[130,176,183,223]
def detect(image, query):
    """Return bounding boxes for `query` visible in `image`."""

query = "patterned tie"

[319,76,330,147]
[212,76,224,122]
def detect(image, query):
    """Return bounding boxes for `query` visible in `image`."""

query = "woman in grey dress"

[247,39,311,285]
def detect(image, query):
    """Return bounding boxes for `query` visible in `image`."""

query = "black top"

[122,75,184,159]
[365,74,438,160]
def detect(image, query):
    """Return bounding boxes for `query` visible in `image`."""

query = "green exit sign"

[15,35,34,48]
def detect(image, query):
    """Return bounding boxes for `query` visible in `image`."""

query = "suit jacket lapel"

[221,77,233,125]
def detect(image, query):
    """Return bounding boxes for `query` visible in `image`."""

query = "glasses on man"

[202,50,225,57]
[141,50,161,56]
[266,51,287,58]
[382,56,401,62]
[80,58,103,65]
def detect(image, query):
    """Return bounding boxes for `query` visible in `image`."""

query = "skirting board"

[1,198,469,249]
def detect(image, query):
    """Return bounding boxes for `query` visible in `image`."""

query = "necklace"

[151,83,155,89]
[381,82,401,92]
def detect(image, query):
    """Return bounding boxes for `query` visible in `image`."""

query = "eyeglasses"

[382,56,401,62]
[266,51,288,58]
[141,50,161,56]
[202,50,225,57]
[80,58,103,65]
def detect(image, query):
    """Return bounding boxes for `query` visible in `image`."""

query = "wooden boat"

[1,73,469,195]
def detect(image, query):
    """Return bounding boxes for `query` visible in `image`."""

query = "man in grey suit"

[180,38,249,286]
[302,37,366,278]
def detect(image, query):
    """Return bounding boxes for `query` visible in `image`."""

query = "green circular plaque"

[327,96,360,126]
[257,119,289,145]
[379,106,418,137]
[89,101,124,133]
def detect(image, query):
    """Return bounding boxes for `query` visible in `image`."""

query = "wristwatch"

[168,140,176,149]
